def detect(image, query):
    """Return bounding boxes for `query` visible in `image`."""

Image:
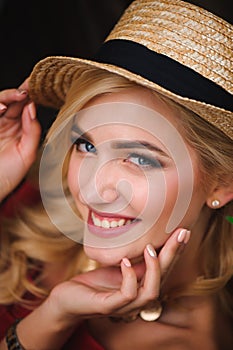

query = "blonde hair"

[0,68,232,318]
[157,95,233,314]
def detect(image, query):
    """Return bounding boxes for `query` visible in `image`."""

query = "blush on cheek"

[67,168,79,202]
[165,170,197,233]
[143,172,179,234]
[67,159,79,197]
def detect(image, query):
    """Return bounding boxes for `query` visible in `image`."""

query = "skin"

[0,85,231,349]
[0,79,41,201]
[68,88,209,282]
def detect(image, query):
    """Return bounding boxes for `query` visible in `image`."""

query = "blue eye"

[127,153,162,169]
[73,138,96,153]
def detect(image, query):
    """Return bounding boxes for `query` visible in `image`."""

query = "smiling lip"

[87,210,141,238]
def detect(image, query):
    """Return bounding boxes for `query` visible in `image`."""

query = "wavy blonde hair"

[0,68,232,318]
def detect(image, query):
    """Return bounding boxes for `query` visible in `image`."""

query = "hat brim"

[29,55,233,139]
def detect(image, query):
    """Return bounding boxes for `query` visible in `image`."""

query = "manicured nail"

[28,102,36,120]
[0,104,7,113]
[177,229,191,244]
[146,244,157,258]
[184,230,191,244]
[17,89,28,96]
[122,257,131,267]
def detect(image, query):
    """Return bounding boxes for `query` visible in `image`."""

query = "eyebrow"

[71,124,85,135]
[112,141,169,157]
[71,124,169,157]
[71,124,94,142]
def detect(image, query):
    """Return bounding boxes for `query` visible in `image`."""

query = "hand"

[13,228,190,350]
[48,228,191,323]
[0,79,41,201]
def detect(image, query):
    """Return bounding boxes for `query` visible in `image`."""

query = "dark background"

[0,0,132,89]
[0,0,232,131]
[1,0,232,89]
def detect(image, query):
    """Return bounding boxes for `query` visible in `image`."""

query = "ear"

[206,182,233,209]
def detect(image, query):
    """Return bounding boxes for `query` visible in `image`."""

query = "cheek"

[138,171,178,219]
[130,183,148,214]
[133,170,179,238]
[163,172,179,209]
[67,153,80,197]
[163,167,204,231]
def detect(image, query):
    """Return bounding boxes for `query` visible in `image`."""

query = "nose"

[95,160,120,203]
[99,187,119,203]
[79,160,121,205]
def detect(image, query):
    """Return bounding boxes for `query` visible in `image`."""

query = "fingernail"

[177,229,191,244]
[184,230,191,244]
[17,89,28,96]
[28,102,36,120]
[122,257,131,267]
[0,104,7,113]
[146,244,157,258]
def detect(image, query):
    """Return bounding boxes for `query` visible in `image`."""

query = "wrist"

[5,319,24,350]
[43,293,82,331]
[14,299,81,350]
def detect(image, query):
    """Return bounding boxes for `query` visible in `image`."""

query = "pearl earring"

[211,199,220,208]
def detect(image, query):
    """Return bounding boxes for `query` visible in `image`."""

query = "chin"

[83,245,123,266]
[83,244,143,266]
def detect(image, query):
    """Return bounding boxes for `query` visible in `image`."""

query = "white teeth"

[118,219,125,227]
[91,212,132,229]
[94,217,101,227]
[102,220,110,228]
[110,221,118,228]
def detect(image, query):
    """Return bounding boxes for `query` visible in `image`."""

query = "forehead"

[84,87,181,125]
[73,99,183,153]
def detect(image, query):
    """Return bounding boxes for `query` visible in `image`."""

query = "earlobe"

[206,185,233,209]
[209,199,221,208]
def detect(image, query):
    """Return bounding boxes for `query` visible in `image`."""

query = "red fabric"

[0,181,40,218]
[65,322,105,350]
[0,303,31,340]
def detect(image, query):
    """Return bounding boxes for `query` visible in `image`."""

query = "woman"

[0,0,232,349]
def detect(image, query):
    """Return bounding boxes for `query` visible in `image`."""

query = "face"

[67,87,207,265]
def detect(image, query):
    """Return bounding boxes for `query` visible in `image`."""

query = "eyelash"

[125,153,162,169]
[72,137,163,169]
[72,137,96,153]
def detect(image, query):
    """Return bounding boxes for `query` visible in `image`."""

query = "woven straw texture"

[107,0,232,93]
[29,0,233,139]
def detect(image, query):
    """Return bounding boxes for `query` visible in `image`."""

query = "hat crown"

[29,0,233,139]
[106,0,233,94]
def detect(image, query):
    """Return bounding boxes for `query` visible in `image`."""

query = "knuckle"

[123,291,137,302]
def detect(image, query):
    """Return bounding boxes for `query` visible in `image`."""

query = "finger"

[159,228,191,283]
[97,258,138,314]
[0,85,29,120]
[0,103,7,116]
[113,247,160,316]
[2,100,29,121]
[18,102,41,167]
[137,245,160,301]
[0,88,28,106]
[120,258,138,300]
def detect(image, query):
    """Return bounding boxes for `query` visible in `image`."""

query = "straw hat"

[29,0,233,139]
